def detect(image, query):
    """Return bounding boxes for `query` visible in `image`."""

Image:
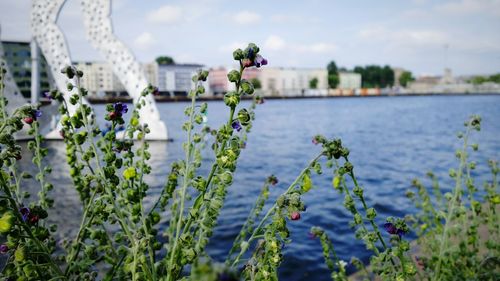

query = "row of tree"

[327,60,415,89]
[469,73,500,85]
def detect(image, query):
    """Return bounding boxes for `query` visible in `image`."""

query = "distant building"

[338,72,361,90]
[1,40,52,98]
[441,68,454,84]
[259,67,328,96]
[74,61,125,96]
[155,63,205,96]
[408,76,440,93]
[208,66,259,95]
[143,62,158,87]
[392,67,405,87]
[209,66,327,96]
[208,67,231,95]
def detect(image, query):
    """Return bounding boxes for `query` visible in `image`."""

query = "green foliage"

[312,116,498,281]
[309,77,319,89]
[327,61,338,75]
[406,115,500,281]
[470,73,500,85]
[155,56,175,65]
[327,61,339,89]
[1,46,498,281]
[399,71,415,87]
[250,78,262,89]
[354,65,394,88]
[328,74,339,89]
[0,44,337,281]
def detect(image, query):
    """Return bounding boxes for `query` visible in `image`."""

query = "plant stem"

[166,90,197,281]
[229,153,323,267]
[434,126,471,280]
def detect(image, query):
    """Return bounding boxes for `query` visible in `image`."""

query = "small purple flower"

[34,110,42,119]
[20,207,30,222]
[153,87,160,96]
[43,92,52,99]
[312,138,319,145]
[268,175,278,185]
[415,256,425,268]
[0,244,8,254]
[384,222,407,237]
[254,54,268,68]
[231,121,242,132]
[113,102,128,115]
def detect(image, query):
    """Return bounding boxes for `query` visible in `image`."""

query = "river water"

[13,95,500,280]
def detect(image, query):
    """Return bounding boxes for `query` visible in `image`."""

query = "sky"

[1,0,499,76]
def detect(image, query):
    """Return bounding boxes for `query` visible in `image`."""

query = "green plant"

[407,116,499,280]
[1,46,498,281]
[0,44,337,281]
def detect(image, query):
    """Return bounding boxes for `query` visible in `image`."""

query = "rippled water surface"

[17,95,500,280]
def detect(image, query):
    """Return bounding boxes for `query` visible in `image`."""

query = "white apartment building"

[338,72,361,90]
[258,67,328,96]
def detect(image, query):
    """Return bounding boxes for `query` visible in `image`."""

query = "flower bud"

[332,176,341,190]
[224,91,240,108]
[197,85,205,95]
[14,247,25,262]
[0,244,8,254]
[366,208,377,220]
[23,117,34,125]
[290,211,301,221]
[240,80,254,95]
[237,109,251,126]
[123,167,137,180]
[233,48,244,60]
[220,172,233,185]
[198,70,209,81]
[150,212,160,225]
[0,212,14,233]
[242,58,253,68]
[301,174,312,193]
[344,162,353,173]
[227,70,240,83]
[354,213,362,225]
[353,185,363,197]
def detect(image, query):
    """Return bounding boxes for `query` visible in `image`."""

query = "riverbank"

[83,92,500,104]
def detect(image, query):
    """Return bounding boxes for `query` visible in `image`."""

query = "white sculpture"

[31,0,168,140]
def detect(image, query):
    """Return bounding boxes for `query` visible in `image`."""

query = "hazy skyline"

[1,0,499,76]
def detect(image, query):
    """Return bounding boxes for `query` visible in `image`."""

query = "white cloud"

[359,26,448,48]
[271,14,303,24]
[232,11,261,25]
[435,0,500,17]
[264,35,286,51]
[291,42,337,54]
[134,32,156,49]
[218,42,246,53]
[307,43,337,53]
[147,5,183,24]
[358,25,500,54]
